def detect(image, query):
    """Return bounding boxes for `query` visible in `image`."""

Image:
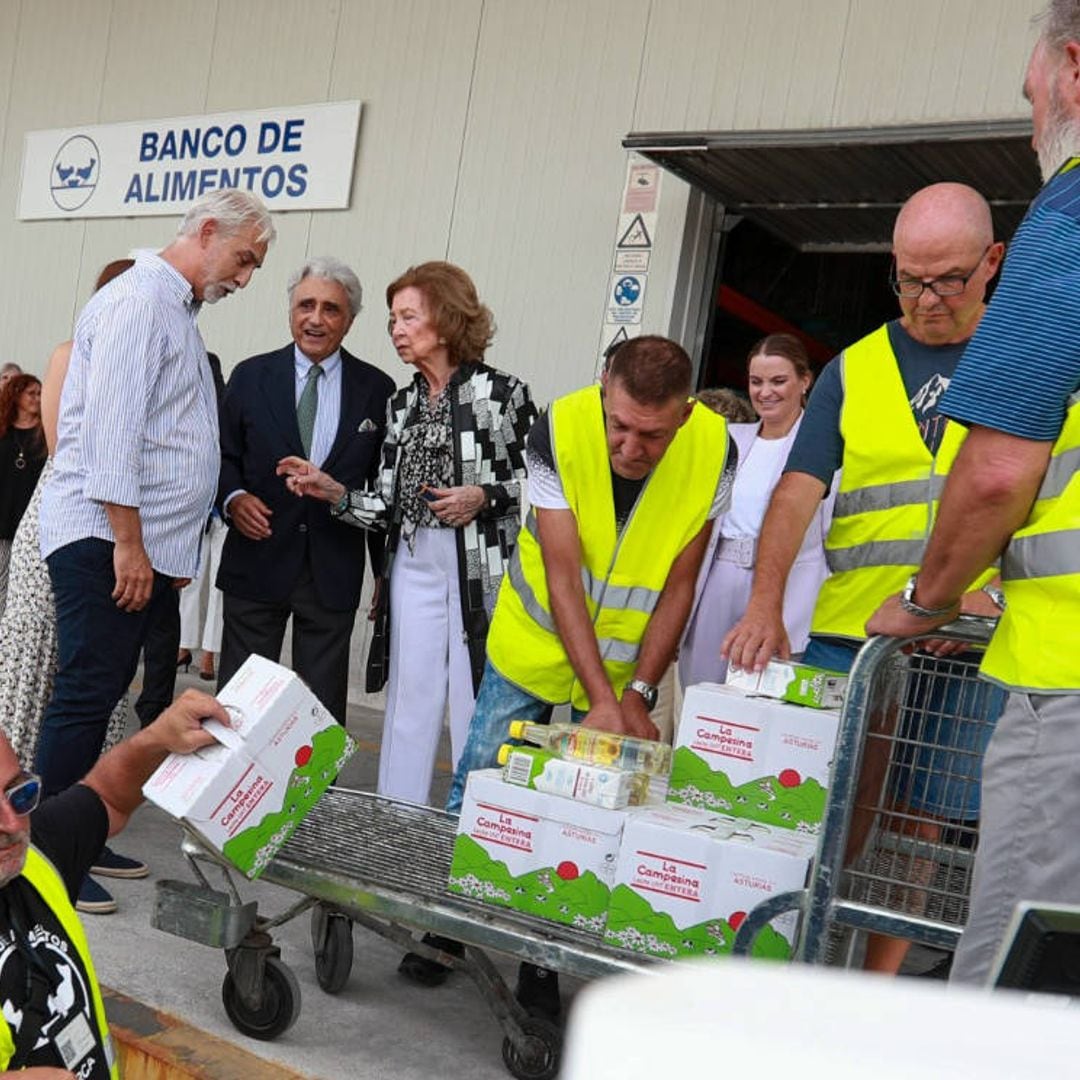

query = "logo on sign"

[613,276,641,306]
[50,135,100,211]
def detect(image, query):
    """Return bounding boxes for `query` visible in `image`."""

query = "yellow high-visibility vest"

[811,324,990,640]
[488,385,728,709]
[0,846,118,1077]
[982,390,1080,691]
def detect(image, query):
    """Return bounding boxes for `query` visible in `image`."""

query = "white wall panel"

[312,0,483,379]
[0,0,111,370]
[448,0,651,407]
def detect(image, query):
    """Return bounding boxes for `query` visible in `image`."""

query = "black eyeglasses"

[890,245,991,299]
[2,773,41,816]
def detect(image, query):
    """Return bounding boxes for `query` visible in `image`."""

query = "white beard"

[202,281,236,304]
[1036,89,1080,182]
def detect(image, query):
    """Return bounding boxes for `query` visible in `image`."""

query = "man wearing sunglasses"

[723,182,1008,975]
[0,688,226,1078]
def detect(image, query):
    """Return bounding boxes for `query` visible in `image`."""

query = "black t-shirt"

[784,320,967,490]
[0,428,46,539]
[0,785,110,1075]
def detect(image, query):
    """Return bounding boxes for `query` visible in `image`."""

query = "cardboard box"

[447,770,628,934]
[143,655,356,878]
[669,684,839,834]
[726,660,847,710]
[603,803,814,960]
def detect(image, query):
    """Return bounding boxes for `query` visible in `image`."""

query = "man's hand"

[581,696,660,740]
[228,492,274,540]
[277,456,347,505]
[147,689,230,755]
[368,576,384,621]
[721,599,790,673]
[425,485,486,528]
[581,699,629,734]
[112,538,154,611]
[619,689,661,740]
[865,593,953,641]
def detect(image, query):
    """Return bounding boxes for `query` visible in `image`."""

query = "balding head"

[893,183,994,257]
[890,183,1003,346]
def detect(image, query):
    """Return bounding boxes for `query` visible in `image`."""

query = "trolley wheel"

[221,957,301,1040]
[501,1016,562,1080]
[310,905,354,994]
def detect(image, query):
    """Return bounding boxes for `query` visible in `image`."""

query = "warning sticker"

[617,213,652,249]
[623,164,660,214]
[606,273,646,325]
[614,249,650,273]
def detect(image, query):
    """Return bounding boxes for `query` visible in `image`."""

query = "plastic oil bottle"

[506,720,671,775]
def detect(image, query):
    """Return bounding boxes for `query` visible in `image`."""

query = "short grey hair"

[177,189,276,245]
[287,257,363,319]
[1040,1,1080,50]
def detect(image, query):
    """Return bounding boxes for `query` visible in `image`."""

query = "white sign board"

[19,101,362,220]
[597,157,661,370]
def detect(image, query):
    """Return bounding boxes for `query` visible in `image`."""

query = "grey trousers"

[951,690,1080,985]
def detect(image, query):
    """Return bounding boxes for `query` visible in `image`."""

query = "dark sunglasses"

[3,773,41,816]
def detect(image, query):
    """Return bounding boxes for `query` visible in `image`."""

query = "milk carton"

[669,683,839,834]
[143,655,356,878]
[726,660,847,709]
[603,803,815,960]
[448,769,628,934]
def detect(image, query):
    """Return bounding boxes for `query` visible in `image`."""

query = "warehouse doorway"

[625,121,1040,393]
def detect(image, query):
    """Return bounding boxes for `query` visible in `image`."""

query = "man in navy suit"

[216,257,394,722]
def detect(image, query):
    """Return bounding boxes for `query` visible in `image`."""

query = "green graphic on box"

[448,834,612,933]
[603,883,790,960]
[668,746,826,832]
[222,724,353,877]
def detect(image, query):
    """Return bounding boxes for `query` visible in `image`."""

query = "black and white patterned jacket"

[334,361,537,693]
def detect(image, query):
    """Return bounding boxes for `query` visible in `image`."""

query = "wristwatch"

[899,574,960,619]
[625,678,658,710]
[982,583,1007,611]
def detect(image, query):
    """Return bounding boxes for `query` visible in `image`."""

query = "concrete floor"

[84,666,579,1080]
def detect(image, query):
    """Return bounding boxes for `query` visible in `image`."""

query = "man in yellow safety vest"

[441,335,733,1014]
[869,5,1080,986]
[723,182,1008,976]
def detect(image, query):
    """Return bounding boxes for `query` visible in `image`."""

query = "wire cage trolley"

[152,788,661,1080]
[734,614,1002,966]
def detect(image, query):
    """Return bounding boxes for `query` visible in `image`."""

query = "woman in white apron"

[681,333,834,688]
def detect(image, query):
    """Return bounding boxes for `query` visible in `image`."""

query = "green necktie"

[297,363,324,458]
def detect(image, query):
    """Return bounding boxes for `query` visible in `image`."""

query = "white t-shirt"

[722,433,793,538]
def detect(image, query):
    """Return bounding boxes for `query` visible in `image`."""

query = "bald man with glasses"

[723,182,1009,976]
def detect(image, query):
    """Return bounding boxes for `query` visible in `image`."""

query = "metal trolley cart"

[734,615,1000,967]
[152,787,663,1080]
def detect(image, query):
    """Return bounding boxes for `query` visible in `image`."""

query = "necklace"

[11,428,34,471]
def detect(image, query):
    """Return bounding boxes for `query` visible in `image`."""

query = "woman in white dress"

[680,333,834,687]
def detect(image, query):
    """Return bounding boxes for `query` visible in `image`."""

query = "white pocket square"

[357,419,378,433]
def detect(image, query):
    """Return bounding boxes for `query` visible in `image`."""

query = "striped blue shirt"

[293,345,341,467]
[941,162,1080,439]
[39,250,220,578]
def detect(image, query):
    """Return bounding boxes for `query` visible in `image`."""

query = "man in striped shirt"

[37,188,274,914]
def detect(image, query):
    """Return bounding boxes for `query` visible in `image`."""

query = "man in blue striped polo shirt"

[868,1,1080,985]
[37,188,274,913]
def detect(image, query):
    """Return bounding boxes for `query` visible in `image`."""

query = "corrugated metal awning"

[623,120,1041,253]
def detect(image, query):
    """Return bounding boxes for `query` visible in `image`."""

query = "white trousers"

[178,517,227,653]
[379,527,476,804]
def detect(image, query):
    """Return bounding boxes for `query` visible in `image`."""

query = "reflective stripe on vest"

[487,386,729,709]
[0,847,118,1077]
[982,390,1080,691]
[810,323,988,640]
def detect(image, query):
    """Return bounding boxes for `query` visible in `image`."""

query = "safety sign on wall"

[18,101,362,220]
[598,157,661,368]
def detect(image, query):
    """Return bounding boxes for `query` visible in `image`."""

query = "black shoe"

[398,934,463,988]
[515,962,561,1023]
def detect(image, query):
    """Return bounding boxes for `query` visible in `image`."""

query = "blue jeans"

[445,660,585,814]
[36,538,174,796]
[804,635,1006,820]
